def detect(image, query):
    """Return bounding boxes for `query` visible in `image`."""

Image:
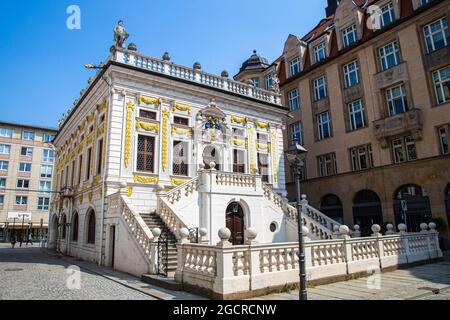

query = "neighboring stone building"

[236,0,450,241]
[0,121,56,242]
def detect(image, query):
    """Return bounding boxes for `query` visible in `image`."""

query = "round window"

[270,222,278,233]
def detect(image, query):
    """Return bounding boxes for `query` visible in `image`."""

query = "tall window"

[96,139,103,176]
[17,179,30,189]
[16,196,28,205]
[77,155,83,185]
[233,149,245,173]
[0,195,4,205]
[380,2,395,28]
[265,74,273,90]
[70,160,75,187]
[438,125,450,155]
[39,181,51,193]
[0,161,8,171]
[21,147,33,157]
[40,165,53,178]
[87,210,96,244]
[350,144,374,171]
[19,163,31,172]
[0,144,11,155]
[72,213,79,242]
[0,178,5,188]
[290,122,303,144]
[43,134,55,143]
[290,57,301,76]
[288,89,300,111]
[37,197,50,211]
[42,149,55,163]
[85,147,92,181]
[348,99,366,131]
[386,84,408,116]
[423,17,449,53]
[313,76,328,101]
[392,136,417,163]
[173,141,188,176]
[251,78,260,88]
[22,131,35,141]
[379,42,401,71]
[257,153,269,183]
[432,66,450,105]
[342,24,358,47]
[343,60,360,88]
[318,153,337,177]
[137,135,155,173]
[0,128,12,138]
[317,112,331,140]
[314,42,327,63]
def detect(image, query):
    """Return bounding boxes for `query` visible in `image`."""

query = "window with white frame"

[313,76,328,101]
[423,17,449,53]
[342,24,358,47]
[40,165,53,178]
[0,128,12,138]
[314,42,327,63]
[0,178,5,188]
[15,196,28,205]
[0,195,4,205]
[37,197,50,210]
[438,124,450,155]
[96,139,103,176]
[379,41,401,71]
[392,136,417,163]
[348,99,366,131]
[251,78,260,88]
[290,122,303,144]
[317,112,331,140]
[22,131,35,141]
[343,60,360,88]
[40,180,52,193]
[288,89,300,111]
[233,149,246,173]
[350,144,374,171]
[318,153,337,177]
[380,2,395,28]
[432,66,450,105]
[20,147,33,157]
[0,144,11,155]
[77,154,83,185]
[85,147,92,181]
[0,161,8,171]
[17,179,29,189]
[137,135,155,173]
[290,57,301,76]
[42,149,55,163]
[386,84,408,116]
[43,134,55,143]
[265,74,273,90]
[19,163,31,172]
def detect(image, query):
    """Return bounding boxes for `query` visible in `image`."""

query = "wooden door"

[226,203,244,245]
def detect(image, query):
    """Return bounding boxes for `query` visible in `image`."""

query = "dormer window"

[251,78,260,88]
[380,2,395,28]
[265,74,273,90]
[290,57,301,76]
[313,42,327,63]
[342,24,358,48]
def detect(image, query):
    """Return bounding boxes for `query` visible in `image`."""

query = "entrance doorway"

[110,226,116,268]
[320,194,344,224]
[226,202,245,245]
[203,146,221,170]
[353,190,383,236]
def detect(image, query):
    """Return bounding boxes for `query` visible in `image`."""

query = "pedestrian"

[11,234,16,249]
[26,233,33,246]
[19,234,23,247]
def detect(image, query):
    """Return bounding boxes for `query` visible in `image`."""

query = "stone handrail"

[175,228,443,299]
[114,48,282,105]
[215,172,257,188]
[158,198,190,239]
[165,177,199,205]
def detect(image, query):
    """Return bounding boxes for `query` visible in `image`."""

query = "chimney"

[325,0,340,16]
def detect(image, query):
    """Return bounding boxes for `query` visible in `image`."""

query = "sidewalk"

[44,249,206,300]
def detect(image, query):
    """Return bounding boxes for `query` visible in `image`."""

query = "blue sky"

[0,0,325,128]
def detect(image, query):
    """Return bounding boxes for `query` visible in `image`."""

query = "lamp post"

[285,142,308,301]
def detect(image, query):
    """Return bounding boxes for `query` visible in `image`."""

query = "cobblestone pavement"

[0,244,154,300]
[252,253,450,300]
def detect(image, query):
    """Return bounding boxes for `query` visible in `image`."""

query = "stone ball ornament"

[244,228,258,241]
[428,222,437,231]
[371,224,381,233]
[218,227,231,241]
[354,224,360,231]
[179,228,190,239]
[221,70,229,78]
[199,228,208,237]
[398,223,407,232]
[386,224,394,231]
[151,228,162,238]
[420,223,429,231]
[209,161,217,170]
[339,225,350,235]
[127,43,137,51]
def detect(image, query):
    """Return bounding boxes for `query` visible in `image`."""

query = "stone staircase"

[140,212,178,275]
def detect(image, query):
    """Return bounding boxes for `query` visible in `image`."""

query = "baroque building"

[0,121,56,242]
[237,0,450,243]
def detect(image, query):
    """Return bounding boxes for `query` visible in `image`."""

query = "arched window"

[320,194,344,224]
[445,184,450,232]
[353,190,383,236]
[393,184,431,232]
[61,214,67,239]
[86,209,96,244]
[72,212,79,242]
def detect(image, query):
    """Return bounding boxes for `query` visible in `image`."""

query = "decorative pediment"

[199,99,226,119]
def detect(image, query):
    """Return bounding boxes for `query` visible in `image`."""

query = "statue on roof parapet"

[114,20,129,48]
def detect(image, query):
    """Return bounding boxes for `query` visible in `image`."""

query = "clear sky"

[0,0,326,129]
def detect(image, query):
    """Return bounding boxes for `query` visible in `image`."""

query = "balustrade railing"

[158,199,190,239]
[166,177,199,205]
[215,172,257,188]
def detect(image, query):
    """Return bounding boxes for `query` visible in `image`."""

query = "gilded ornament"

[139,96,161,108]
[161,108,170,172]
[136,121,160,133]
[134,176,158,184]
[124,100,135,167]
[173,103,192,115]
[230,115,247,124]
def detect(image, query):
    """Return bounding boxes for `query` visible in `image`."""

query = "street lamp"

[285,142,308,301]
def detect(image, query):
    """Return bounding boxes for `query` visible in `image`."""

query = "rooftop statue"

[271,74,280,94]
[114,20,129,48]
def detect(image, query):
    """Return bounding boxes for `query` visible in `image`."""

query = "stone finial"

[301,194,308,201]
[385,224,395,235]
[333,225,340,234]
[178,228,190,243]
[198,163,205,171]
[420,223,429,233]
[199,228,208,237]
[339,225,350,236]
[127,43,137,51]
[371,224,381,237]
[209,161,216,170]
[217,227,232,247]
[221,70,229,78]
[162,52,171,61]
[428,222,437,232]
[244,228,258,244]
[398,223,407,233]
[193,62,201,70]
[352,225,361,238]
[151,228,162,238]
